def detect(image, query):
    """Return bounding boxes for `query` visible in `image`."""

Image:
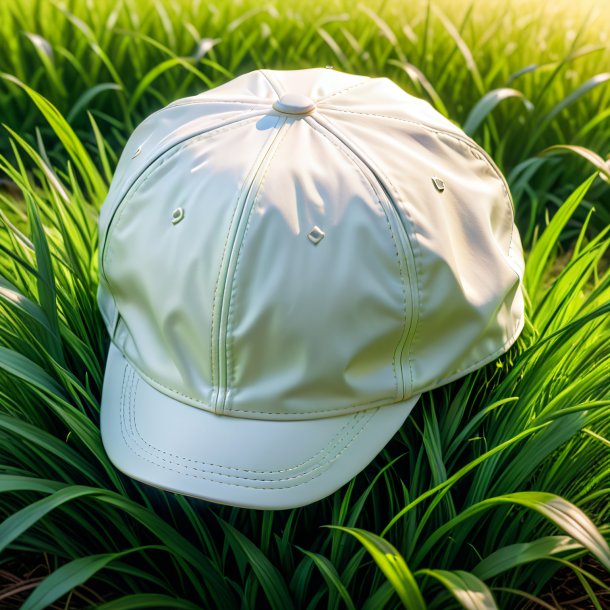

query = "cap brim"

[100,342,419,510]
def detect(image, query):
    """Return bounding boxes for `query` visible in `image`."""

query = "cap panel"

[316,76,466,138]
[225,119,412,418]
[102,114,282,410]
[98,105,265,249]
[318,107,524,394]
[97,107,266,334]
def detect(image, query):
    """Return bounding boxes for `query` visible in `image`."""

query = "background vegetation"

[0,0,608,608]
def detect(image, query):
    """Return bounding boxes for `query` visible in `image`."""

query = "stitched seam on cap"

[113,341,411,417]
[304,119,405,402]
[225,122,402,413]
[225,121,291,399]
[314,77,371,104]
[104,116,261,296]
[103,116,261,411]
[119,364,377,488]
[449,134,514,261]
[167,99,271,108]
[307,115,418,400]
[319,106,515,255]
[210,119,282,414]
[124,365,370,477]
[318,107,524,387]
[343,148,423,399]
[258,69,283,98]
[415,303,524,392]
[124,100,269,137]
[225,396,404,415]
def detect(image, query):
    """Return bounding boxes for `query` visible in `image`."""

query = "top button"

[272,93,316,115]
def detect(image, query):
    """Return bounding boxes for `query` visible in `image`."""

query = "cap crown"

[97,67,524,421]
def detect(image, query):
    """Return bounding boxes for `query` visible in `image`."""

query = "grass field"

[0,0,609,608]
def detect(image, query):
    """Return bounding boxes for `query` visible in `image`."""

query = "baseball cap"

[97,67,525,510]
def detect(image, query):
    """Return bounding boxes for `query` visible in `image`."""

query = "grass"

[0,0,609,248]
[0,0,609,608]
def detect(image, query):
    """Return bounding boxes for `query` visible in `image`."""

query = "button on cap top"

[272,93,316,115]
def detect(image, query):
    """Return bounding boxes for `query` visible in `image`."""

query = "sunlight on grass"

[0,0,608,607]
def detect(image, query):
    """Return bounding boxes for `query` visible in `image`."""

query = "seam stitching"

[309,114,419,399]
[225,120,401,412]
[257,69,284,97]
[112,340,412,416]
[314,77,371,104]
[167,99,271,107]
[225,122,291,395]
[210,122,281,413]
[303,118,405,401]
[125,365,370,476]
[119,363,377,489]
[319,105,515,254]
[104,115,261,288]
[420,304,524,389]
[314,107,521,389]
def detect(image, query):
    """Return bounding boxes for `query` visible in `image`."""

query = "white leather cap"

[97,67,525,510]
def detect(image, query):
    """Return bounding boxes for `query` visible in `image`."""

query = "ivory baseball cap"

[97,67,525,510]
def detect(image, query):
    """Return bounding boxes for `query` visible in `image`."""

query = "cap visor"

[100,342,419,510]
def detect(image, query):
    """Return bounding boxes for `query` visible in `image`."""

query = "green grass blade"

[66,82,123,123]
[415,569,498,610]
[463,88,533,136]
[0,273,54,335]
[21,546,167,610]
[22,31,66,97]
[472,535,582,580]
[0,474,65,494]
[523,172,597,306]
[324,525,426,610]
[295,546,356,610]
[0,345,67,399]
[0,484,98,553]
[0,413,102,484]
[0,73,106,200]
[24,195,65,366]
[416,492,610,571]
[96,594,204,609]
[538,144,610,182]
[540,72,610,129]
[216,515,295,610]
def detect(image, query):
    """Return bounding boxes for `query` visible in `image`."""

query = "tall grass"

[0,0,609,246]
[0,0,609,608]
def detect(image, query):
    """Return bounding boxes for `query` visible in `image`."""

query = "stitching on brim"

[118,363,378,489]
[126,365,365,475]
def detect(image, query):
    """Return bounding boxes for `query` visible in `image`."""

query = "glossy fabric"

[97,67,525,509]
